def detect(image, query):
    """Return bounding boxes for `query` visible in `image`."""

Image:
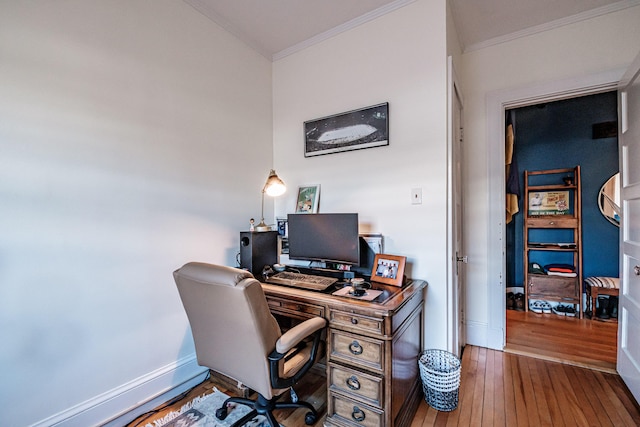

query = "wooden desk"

[261,279,426,427]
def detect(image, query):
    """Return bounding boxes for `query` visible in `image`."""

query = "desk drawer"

[329,330,383,373]
[328,362,382,408]
[526,217,578,228]
[328,391,383,427]
[330,309,384,336]
[265,296,324,318]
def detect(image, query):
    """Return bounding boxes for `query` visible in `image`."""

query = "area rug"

[146,388,270,427]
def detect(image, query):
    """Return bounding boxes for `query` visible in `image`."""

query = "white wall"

[459,6,640,346]
[273,0,449,350]
[0,1,272,425]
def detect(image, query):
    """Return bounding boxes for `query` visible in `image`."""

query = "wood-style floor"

[505,308,618,372]
[126,347,640,427]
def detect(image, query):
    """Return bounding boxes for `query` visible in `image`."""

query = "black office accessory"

[240,231,278,275]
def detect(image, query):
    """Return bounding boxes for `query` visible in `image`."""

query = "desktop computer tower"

[239,231,278,275]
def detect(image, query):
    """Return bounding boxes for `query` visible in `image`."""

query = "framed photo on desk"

[371,254,405,287]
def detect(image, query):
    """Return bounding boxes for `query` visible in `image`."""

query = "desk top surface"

[261,278,426,315]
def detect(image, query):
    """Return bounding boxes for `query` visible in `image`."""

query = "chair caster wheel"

[305,412,317,425]
[215,406,228,420]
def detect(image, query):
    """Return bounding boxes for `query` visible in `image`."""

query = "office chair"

[173,262,326,427]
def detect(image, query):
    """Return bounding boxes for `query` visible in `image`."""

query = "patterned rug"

[146,388,270,427]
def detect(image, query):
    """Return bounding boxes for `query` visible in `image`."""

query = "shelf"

[526,247,577,252]
[527,243,577,251]
[523,166,582,318]
[526,217,578,228]
[527,184,577,191]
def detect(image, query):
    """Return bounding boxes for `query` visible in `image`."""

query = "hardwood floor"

[125,345,640,427]
[413,346,640,426]
[505,308,618,372]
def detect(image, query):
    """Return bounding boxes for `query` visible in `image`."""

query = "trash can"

[418,349,461,411]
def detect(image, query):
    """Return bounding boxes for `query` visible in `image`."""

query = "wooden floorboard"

[124,345,640,427]
[126,308,636,427]
[505,309,618,372]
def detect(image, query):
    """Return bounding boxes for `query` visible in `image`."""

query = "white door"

[617,50,640,402]
[448,57,466,356]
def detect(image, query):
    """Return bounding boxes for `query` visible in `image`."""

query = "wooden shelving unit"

[523,166,582,318]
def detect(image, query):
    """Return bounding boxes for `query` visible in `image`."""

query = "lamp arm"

[255,190,270,231]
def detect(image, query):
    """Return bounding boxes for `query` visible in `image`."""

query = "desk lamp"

[255,169,286,232]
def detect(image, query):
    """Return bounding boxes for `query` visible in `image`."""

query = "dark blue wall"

[506,92,619,288]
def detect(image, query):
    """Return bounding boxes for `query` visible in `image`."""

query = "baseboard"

[465,319,505,351]
[465,320,488,348]
[32,354,208,427]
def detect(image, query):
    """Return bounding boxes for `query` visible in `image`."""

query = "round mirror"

[598,172,620,226]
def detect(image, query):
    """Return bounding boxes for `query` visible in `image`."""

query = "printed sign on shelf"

[528,191,570,215]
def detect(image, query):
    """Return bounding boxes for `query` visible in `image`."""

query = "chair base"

[217,392,318,427]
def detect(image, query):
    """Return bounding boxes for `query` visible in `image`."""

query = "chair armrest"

[268,316,326,390]
[275,317,326,355]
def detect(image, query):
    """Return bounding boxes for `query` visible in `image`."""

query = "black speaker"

[240,231,278,275]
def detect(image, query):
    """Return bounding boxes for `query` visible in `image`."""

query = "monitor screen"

[287,213,360,265]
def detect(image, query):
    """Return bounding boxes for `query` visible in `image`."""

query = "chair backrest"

[173,262,282,398]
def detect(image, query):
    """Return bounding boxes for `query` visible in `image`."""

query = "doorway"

[502,93,620,368]
[485,69,624,353]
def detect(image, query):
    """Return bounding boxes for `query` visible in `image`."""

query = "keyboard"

[266,271,338,291]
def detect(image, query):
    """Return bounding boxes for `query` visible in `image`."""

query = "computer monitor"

[287,213,360,265]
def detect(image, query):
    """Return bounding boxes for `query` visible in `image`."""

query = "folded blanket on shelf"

[547,271,577,277]
[544,263,575,273]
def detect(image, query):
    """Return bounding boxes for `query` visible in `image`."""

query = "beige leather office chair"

[173,262,326,427]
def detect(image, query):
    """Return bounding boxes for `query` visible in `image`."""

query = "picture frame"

[304,103,389,157]
[370,253,406,287]
[528,191,570,216]
[295,185,320,214]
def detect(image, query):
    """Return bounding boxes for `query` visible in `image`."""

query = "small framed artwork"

[304,103,389,157]
[370,254,406,287]
[296,185,320,214]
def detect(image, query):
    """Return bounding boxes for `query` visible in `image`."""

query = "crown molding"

[464,0,640,53]
[272,0,416,61]
[184,0,415,62]
[183,0,273,59]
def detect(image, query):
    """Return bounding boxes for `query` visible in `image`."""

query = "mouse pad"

[332,286,383,301]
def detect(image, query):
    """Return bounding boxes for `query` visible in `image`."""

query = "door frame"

[447,56,465,356]
[485,68,625,350]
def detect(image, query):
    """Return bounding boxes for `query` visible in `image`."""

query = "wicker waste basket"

[418,349,461,411]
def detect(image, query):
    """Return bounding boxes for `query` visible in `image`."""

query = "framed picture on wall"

[370,254,406,287]
[295,185,320,213]
[303,103,389,157]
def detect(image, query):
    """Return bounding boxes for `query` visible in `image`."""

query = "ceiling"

[183,0,638,60]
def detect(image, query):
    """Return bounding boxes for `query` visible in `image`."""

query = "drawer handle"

[349,340,363,355]
[635,265,640,276]
[352,406,366,422]
[548,221,555,225]
[346,375,361,390]
[351,318,358,324]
